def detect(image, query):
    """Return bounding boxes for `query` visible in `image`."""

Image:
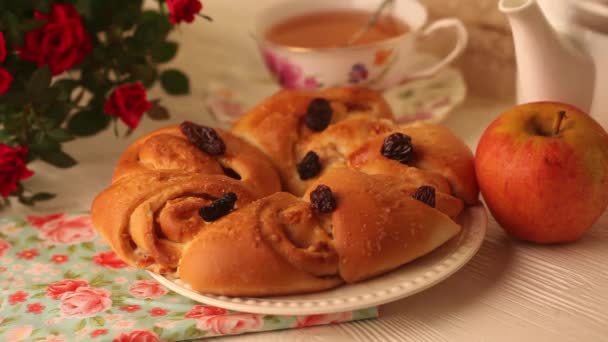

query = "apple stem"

[553,111,567,136]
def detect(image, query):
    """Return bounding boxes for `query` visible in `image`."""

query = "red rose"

[16,3,92,75]
[0,32,6,63]
[50,254,69,264]
[59,286,112,318]
[92,251,128,269]
[46,279,89,300]
[296,312,352,328]
[148,307,169,316]
[119,304,141,313]
[90,329,108,338]
[0,144,33,197]
[112,330,161,342]
[26,303,46,314]
[0,67,12,95]
[185,305,227,319]
[167,0,202,24]
[104,83,152,129]
[16,249,39,260]
[38,215,96,245]
[8,291,28,305]
[27,213,64,228]
[128,280,168,299]
[196,313,262,335]
[0,239,10,257]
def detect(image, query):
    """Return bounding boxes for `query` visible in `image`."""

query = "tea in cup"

[253,0,468,91]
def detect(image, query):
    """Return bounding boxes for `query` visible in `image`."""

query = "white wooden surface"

[4,1,608,340]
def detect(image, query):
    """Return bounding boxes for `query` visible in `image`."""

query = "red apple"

[475,102,608,243]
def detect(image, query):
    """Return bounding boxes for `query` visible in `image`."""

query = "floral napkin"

[0,213,378,341]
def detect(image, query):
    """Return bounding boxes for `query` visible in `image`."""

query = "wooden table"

[5,1,608,340]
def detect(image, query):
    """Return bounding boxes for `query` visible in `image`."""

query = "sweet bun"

[91,173,258,273]
[233,86,394,195]
[91,86,478,297]
[303,168,462,283]
[179,192,342,296]
[113,124,281,197]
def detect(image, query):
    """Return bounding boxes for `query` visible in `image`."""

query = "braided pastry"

[92,86,479,297]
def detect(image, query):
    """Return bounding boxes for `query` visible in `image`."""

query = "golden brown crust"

[91,173,258,273]
[113,125,281,197]
[399,122,479,204]
[232,86,395,195]
[304,168,462,283]
[179,193,342,296]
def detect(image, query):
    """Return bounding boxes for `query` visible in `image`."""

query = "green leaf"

[147,100,169,120]
[64,270,81,279]
[131,64,157,88]
[33,0,52,13]
[53,79,79,102]
[160,69,189,95]
[67,110,110,136]
[19,18,46,32]
[90,274,104,287]
[1,316,17,325]
[90,316,105,327]
[29,283,49,290]
[29,130,60,153]
[74,0,93,21]
[151,41,178,63]
[166,333,180,342]
[47,128,74,142]
[134,11,171,45]
[27,65,52,98]
[31,192,56,202]
[2,12,22,45]
[81,241,94,252]
[184,324,203,339]
[67,245,77,254]
[43,102,69,128]
[26,235,43,243]
[0,129,15,144]
[41,150,77,168]
[152,326,164,336]
[11,303,23,313]
[31,292,47,299]
[18,195,34,206]
[74,319,86,332]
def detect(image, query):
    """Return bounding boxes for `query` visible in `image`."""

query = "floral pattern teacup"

[253,0,468,91]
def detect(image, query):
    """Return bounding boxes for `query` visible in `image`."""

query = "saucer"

[202,53,466,127]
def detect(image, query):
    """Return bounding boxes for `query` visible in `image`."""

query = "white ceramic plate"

[149,205,487,316]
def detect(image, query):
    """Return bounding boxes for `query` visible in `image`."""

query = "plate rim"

[148,204,488,315]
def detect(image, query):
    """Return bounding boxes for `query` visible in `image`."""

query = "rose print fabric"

[0,213,378,341]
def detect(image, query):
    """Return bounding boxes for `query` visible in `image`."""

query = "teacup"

[252,0,468,91]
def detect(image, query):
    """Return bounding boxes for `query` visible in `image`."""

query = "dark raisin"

[199,192,238,222]
[381,132,413,164]
[412,185,435,208]
[222,166,241,180]
[304,98,332,131]
[297,151,321,180]
[180,121,226,156]
[310,184,337,214]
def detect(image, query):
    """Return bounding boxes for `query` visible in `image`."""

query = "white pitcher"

[499,0,608,128]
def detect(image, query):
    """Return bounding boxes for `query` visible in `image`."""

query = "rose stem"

[553,111,567,136]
